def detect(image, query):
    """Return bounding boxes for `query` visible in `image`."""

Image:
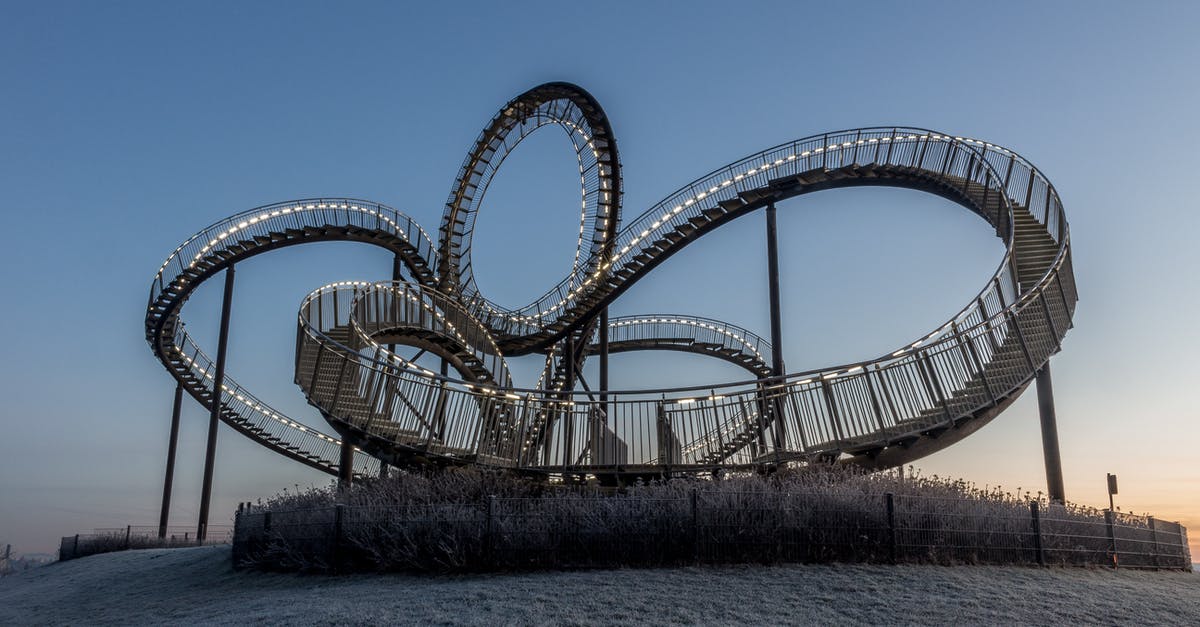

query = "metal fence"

[232,493,1190,573]
[59,525,234,561]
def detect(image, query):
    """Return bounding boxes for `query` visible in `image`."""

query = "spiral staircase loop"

[147,83,1075,480]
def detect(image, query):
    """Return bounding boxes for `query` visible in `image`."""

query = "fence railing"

[59,525,234,561]
[231,494,1190,573]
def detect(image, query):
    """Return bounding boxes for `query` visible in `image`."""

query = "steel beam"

[1036,363,1066,503]
[197,264,235,542]
[338,440,354,489]
[158,383,184,539]
[376,252,402,483]
[765,201,787,451]
[599,308,609,402]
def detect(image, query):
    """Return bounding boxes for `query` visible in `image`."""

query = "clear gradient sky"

[1,1,1197,557]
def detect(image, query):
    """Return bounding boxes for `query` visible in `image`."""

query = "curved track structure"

[147,82,1076,484]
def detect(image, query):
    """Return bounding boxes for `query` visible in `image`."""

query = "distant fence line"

[231,491,1191,573]
[59,525,233,561]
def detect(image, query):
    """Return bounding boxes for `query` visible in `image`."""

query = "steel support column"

[765,201,787,451]
[338,440,354,489]
[564,336,576,394]
[376,253,403,483]
[158,383,184,539]
[599,308,609,403]
[1036,362,1066,503]
[197,264,235,542]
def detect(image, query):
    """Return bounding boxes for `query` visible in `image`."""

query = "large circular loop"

[438,82,621,312]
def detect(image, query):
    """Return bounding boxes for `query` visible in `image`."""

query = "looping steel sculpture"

[146,82,1076,486]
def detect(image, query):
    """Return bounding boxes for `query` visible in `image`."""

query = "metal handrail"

[458,129,1031,336]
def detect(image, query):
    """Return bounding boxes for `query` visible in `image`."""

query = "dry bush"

[232,465,1189,573]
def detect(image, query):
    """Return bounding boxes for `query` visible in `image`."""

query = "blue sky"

[1,1,1197,555]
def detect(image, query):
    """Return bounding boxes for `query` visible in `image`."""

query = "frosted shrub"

[232,465,1188,573]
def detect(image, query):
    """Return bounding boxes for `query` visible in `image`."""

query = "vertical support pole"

[563,336,576,471]
[438,358,449,439]
[564,336,576,393]
[1035,363,1066,504]
[485,494,496,568]
[1148,517,1160,569]
[125,525,131,550]
[332,503,344,573]
[197,264,235,542]
[385,251,403,429]
[159,383,184,539]
[1105,510,1118,568]
[1030,501,1045,565]
[764,200,788,453]
[598,308,611,468]
[338,440,354,490]
[690,488,700,564]
[599,308,609,404]
[765,201,785,380]
[886,492,897,564]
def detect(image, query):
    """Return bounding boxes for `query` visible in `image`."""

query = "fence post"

[1104,510,1118,568]
[263,512,272,533]
[332,504,345,573]
[1147,517,1160,569]
[691,489,700,564]
[886,493,897,564]
[1179,523,1192,571]
[1030,501,1044,566]
[485,495,496,568]
[73,534,79,559]
[125,525,132,550]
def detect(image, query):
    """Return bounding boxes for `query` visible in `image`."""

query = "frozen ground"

[1,547,1197,625]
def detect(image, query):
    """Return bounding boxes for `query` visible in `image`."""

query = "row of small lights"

[561,119,602,295]
[483,132,1019,329]
[679,405,760,457]
[465,132,1034,379]
[154,201,418,284]
[173,346,350,449]
[315,281,514,391]
[611,317,764,361]
[461,116,612,325]
[302,282,516,443]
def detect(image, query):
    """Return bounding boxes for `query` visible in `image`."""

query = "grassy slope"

[1,547,1197,625]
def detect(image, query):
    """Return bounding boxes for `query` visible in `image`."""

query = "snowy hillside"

[1,546,1197,625]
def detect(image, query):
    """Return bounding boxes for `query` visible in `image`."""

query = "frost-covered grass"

[60,531,229,562]
[233,467,1190,573]
[1,545,1197,626]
